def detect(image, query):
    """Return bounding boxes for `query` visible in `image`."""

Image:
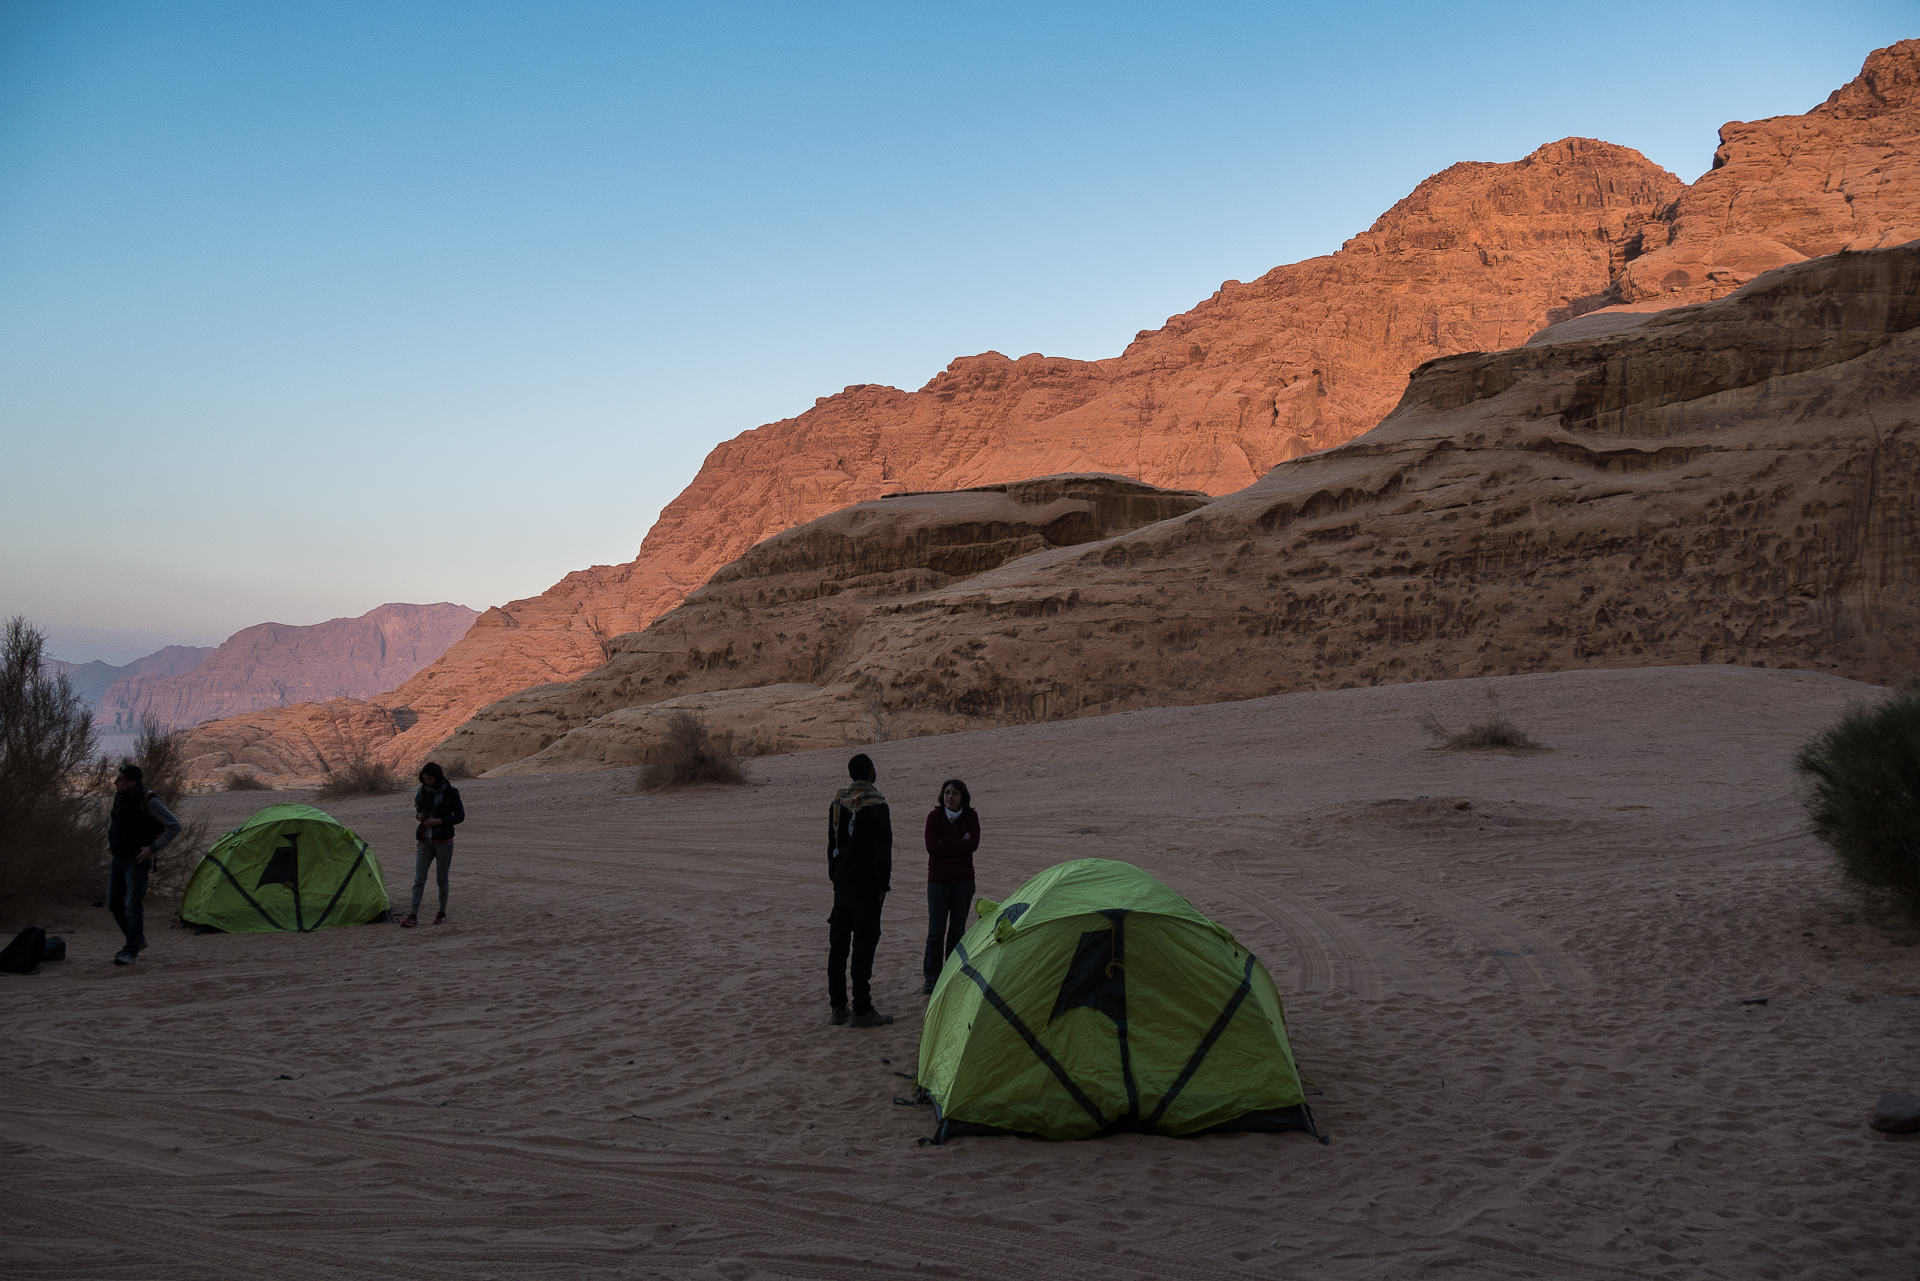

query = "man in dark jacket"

[826,753,893,1027]
[107,763,181,966]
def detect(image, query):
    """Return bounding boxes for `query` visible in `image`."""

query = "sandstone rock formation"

[187,139,1681,776]
[185,41,1920,777]
[181,479,1208,777]
[107,602,476,733]
[1612,39,1919,310]
[449,241,1920,774]
[437,476,1211,771]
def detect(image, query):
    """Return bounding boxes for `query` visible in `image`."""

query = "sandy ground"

[3,664,1917,1280]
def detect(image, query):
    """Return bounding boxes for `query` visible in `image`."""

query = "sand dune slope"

[4,666,1916,1279]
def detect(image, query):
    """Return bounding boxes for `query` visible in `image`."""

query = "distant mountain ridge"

[54,603,479,733]
[47,647,214,714]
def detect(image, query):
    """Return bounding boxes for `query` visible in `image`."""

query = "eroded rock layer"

[182,478,1208,776]
[449,242,1920,774]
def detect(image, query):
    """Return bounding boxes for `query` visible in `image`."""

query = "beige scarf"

[829,779,887,834]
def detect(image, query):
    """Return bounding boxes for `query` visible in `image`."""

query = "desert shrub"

[0,616,108,907]
[443,757,471,780]
[639,712,747,791]
[315,756,399,800]
[223,771,272,791]
[130,713,191,807]
[1420,688,1543,751]
[1794,689,1920,921]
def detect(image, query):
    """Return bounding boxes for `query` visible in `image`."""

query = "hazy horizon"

[3,1,1911,665]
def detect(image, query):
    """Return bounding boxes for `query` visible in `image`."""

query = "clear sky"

[2,1,1911,664]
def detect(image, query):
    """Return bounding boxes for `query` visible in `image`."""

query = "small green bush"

[1794,689,1920,921]
[316,756,399,800]
[222,771,272,791]
[639,712,747,791]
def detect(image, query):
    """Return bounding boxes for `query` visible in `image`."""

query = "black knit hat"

[847,753,875,781]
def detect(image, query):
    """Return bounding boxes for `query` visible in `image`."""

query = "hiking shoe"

[848,1009,894,1028]
[112,948,133,966]
[400,914,418,929]
[829,1007,851,1026]
[432,914,447,925]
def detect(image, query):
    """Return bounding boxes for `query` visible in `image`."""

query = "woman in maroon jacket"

[922,778,980,993]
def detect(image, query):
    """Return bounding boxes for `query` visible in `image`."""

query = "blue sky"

[2,1,1910,663]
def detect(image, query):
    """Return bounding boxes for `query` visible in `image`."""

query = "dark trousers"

[924,879,975,982]
[107,855,151,952]
[827,895,884,1014]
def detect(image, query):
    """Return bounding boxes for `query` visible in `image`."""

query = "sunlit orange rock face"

[448,240,1920,775]
[182,41,1920,778]
[1616,39,1920,308]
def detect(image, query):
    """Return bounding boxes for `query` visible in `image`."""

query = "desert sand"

[5,665,1918,1279]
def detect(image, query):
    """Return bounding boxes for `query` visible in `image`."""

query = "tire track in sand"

[7,1082,1284,1281]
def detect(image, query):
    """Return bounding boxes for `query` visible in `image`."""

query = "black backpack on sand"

[0,927,48,975]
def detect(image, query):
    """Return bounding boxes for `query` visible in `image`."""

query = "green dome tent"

[181,804,390,934]
[917,858,1321,1143]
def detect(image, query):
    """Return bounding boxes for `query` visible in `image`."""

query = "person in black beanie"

[826,752,893,1027]
[106,763,180,966]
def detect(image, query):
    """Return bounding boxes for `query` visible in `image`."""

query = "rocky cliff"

[179,479,1208,776]
[105,602,477,733]
[184,40,1920,777]
[1615,39,1920,309]
[439,240,1920,775]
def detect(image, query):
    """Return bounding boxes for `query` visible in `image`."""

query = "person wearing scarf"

[826,753,893,1027]
[921,778,980,993]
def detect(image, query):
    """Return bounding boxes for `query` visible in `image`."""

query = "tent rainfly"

[916,858,1323,1143]
[181,803,390,933]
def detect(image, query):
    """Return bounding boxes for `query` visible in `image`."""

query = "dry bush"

[222,771,272,791]
[1795,689,1920,922]
[638,712,747,791]
[316,756,399,800]
[1420,689,1544,752]
[443,757,472,780]
[0,616,108,908]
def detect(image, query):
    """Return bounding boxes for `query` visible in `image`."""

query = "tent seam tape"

[199,851,288,931]
[307,840,371,931]
[1146,952,1256,1127]
[956,957,1109,1132]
